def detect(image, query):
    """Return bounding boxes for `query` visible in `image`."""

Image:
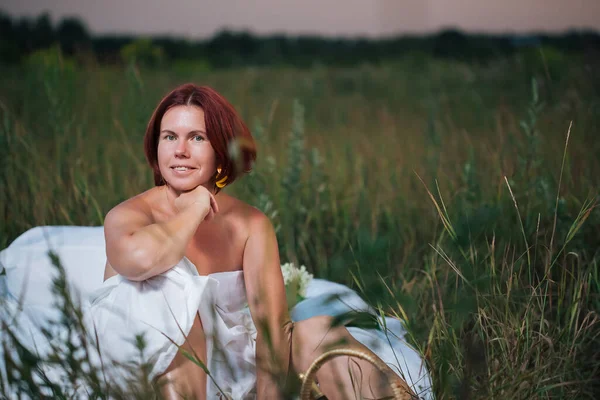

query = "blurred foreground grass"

[1,47,599,398]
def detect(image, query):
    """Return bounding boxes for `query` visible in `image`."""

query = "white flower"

[296,265,313,297]
[280,262,313,304]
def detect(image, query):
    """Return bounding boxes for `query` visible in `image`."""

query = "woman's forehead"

[161,105,205,129]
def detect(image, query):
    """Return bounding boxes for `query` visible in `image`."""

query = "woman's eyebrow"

[160,129,207,135]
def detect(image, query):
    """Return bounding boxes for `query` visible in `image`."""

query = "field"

[1,47,599,398]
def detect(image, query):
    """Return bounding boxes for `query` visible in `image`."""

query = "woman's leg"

[291,315,415,400]
[155,313,207,400]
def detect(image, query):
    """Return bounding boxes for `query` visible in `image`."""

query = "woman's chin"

[165,179,208,193]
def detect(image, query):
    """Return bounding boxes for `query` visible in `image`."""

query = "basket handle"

[298,348,417,400]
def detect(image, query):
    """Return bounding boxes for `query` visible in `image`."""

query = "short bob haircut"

[144,83,256,190]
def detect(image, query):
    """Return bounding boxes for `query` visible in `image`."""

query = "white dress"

[0,226,433,399]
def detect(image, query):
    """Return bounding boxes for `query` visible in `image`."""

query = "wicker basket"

[298,348,417,400]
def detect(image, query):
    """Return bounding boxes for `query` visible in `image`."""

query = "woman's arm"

[243,211,292,399]
[104,187,217,281]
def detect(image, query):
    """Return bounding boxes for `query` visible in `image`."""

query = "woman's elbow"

[107,247,154,281]
[121,269,150,282]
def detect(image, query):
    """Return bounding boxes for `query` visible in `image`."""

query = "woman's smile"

[170,166,197,175]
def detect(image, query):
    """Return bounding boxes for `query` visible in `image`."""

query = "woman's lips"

[170,167,196,175]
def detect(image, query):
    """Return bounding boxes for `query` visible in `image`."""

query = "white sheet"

[0,226,433,399]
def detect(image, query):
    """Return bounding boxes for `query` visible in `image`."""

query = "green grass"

[1,47,599,398]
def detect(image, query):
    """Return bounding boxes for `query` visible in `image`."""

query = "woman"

[90,83,422,399]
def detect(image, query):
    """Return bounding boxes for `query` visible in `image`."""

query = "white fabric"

[0,226,433,399]
[89,257,257,398]
[1,226,106,306]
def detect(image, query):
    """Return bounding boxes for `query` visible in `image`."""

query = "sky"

[2,0,599,38]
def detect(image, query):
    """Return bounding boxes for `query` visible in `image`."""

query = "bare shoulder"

[104,188,156,234]
[219,193,274,235]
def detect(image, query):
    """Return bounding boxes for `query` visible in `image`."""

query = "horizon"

[2,0,599,40]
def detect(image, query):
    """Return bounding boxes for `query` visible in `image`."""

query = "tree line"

[1,10,599,67]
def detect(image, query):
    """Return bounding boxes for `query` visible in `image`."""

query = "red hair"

[144,84,256,189]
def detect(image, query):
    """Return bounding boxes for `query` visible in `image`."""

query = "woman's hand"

[173,185,219,222]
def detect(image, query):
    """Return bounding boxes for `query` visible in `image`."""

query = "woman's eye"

[165,135,175,141]
[193,135,205,142]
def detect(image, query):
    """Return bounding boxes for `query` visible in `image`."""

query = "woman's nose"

[175,141,188,156]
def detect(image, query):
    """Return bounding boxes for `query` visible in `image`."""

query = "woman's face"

[157,105,217,193]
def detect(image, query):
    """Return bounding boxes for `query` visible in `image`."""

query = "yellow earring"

[215,167,228,188]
